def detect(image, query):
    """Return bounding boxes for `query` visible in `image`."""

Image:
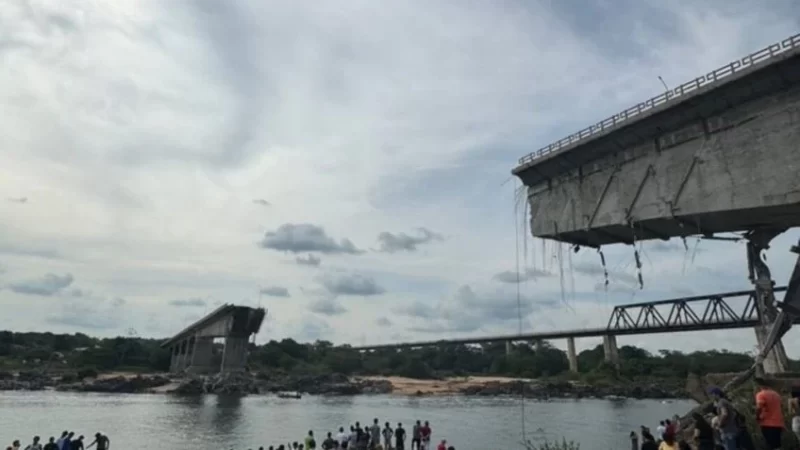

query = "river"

[0,392,695,449]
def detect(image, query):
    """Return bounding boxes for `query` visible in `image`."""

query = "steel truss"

[606,287,788,333]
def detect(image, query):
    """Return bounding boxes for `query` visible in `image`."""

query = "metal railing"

[517,33,800,166]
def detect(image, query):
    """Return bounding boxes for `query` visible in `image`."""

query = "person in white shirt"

[655,420,666,440]
[335,427,348,449]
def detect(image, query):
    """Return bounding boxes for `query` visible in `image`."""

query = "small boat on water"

[277,392,302,399]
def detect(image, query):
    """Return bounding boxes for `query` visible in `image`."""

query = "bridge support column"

[567,337,578,373]
[221,335,248,372]
[505,340,512,356]
[603,335,619,368]
[189,336,214,373]
[747,230,790,374]
[535,339,544,353]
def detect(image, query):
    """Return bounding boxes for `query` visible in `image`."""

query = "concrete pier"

[602,335,619,368]
[567,337,578,373]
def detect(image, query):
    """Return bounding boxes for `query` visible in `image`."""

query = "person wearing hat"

[708,387,737,450]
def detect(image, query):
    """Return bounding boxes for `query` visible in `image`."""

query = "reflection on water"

[0,392,696,449]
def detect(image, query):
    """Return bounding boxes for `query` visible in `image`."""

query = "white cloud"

[1,0,799,358]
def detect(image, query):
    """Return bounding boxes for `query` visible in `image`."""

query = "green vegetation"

[2,330,798,380]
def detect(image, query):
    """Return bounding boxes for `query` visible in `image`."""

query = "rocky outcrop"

[58,375,171,393]
[460,379,685,399]
[255,372,393,396]
[0,371,52,391]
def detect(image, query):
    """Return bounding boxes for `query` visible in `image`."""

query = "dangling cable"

[513,183,527,443]
[598,247,609,289]
[629,221,644,290]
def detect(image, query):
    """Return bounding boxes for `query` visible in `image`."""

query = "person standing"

[54,433,67,450]
[336,427,349,450]
[69,436,83,450]
[85,433,109,450]
[305,431,317,450]
[394,423,406,450]
[789,386,800,442]
[419,422,431,450]
[754,377,784,449]
[24,437,42,450]
[655,421,666,441]
[42,439,57,450]
[322,432,336,450]
[369,419,380,450]
[381,422,393,450]
[411,421,420,450]
[708,387,738,450]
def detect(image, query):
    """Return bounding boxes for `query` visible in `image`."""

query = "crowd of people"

[248,419,455,450]
[6,431,110,450]
[628,377,800,450]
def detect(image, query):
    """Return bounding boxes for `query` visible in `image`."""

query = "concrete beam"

[518,52,800,246]
[754,325,789,374]
[566,337,578,373]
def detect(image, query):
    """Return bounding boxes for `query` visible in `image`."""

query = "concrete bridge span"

[161,304,266,374]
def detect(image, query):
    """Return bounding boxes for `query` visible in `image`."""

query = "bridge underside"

[515,45,800,248]
[162,305,265,374]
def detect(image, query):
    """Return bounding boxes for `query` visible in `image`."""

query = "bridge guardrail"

[517,33,800,167]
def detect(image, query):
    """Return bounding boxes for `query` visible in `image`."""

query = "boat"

[277,392,302,399]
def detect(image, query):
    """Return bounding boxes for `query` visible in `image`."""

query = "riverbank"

[0,370,689,399]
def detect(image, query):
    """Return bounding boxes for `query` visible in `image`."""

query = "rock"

[59,375,171,393]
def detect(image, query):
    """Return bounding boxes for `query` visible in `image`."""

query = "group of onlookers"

[250,418,453,450]
[6,431,110,450]
[629,377,800,450]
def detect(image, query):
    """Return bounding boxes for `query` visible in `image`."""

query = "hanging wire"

[512,182,527,443]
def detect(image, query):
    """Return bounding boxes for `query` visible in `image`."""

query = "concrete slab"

[514,40,800,246]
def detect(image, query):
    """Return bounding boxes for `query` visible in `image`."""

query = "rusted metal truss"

[607,287,788,333]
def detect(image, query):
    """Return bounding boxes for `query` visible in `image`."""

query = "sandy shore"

[354,376,529,395]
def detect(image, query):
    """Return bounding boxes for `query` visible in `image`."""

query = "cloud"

[376,228,443,253]
[260,286,290,297]
[376,316,393,327]
[8,273,74,296]
[169,298,207,308]
[0,0,798,356]
[399,285,553,334]
[260,224,362,255]
[573,262,638,286]
[493,267,554,283]
[47,293,127,331]
[319,273,386,296]
[309,298,348,316]
[252,198,271,207]
[295,254,322,267]
[6,197,27,204]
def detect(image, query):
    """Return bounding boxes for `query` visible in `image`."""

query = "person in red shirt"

[754,377,784,450]
[436,440,446,450]
[420,422,431,450]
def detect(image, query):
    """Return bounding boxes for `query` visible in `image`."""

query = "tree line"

[1,330,794,380]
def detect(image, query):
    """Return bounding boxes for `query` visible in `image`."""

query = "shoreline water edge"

[0,371,689,399]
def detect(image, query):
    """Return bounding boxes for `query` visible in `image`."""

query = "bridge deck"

[513,34,800,187]
[355,287,792,351]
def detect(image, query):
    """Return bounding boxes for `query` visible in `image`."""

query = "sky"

[1,0,800,356]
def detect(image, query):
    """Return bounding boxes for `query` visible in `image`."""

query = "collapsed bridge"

[512,33,800,377]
